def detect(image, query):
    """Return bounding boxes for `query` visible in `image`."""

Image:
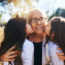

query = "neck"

[28,33,44,43]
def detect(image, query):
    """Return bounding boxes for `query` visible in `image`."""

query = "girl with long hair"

[45,16,65,65]
[0,17,27,65]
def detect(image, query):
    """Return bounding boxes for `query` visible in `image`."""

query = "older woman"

[22,9,49,65]
[22,9,65,65]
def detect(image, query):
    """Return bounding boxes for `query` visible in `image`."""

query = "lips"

[36,25,43,30]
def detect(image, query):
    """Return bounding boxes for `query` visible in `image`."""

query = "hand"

[56,47,65,60]
[0,46,18,62]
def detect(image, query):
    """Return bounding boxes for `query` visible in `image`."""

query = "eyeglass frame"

[31,17,47,24]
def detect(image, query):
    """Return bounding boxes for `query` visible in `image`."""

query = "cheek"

[26,24,33,34]
[31,24,36,30]
[42,21,45,25]
[42,22,45,28]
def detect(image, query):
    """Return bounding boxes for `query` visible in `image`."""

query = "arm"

[49,44,64,65]
[56,47,65,60]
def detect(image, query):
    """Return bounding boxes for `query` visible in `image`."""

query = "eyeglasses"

[31,17,46,24]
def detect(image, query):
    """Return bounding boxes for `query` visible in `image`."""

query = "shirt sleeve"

[4,62,8,65]
[49,43,64,65]
[21,40,34,65]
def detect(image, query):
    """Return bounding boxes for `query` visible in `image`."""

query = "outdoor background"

[0,0,65,45]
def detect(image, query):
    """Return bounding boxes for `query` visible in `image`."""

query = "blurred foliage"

[49,8,65,21]
[0,0,34,24]
[7,0,32,7]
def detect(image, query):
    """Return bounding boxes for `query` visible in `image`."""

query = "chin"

[36,31,43,34]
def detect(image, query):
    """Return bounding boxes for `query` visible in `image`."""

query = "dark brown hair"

[0,17,26,65]
[46,16,65,63]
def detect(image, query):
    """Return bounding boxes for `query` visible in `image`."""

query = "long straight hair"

[0,17,26,65]
[46,16,65,64]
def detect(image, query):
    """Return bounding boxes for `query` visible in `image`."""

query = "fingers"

[58,55,65,60]
[4,52,17,62]
[8,46,16,52]
[0,54,16,62]
[9,54,17,58]
[56,47,65,60]
[3,58,15,62]
[9,51,18,55]
[57,47,63,51]
[8,58,15,62]
[0,46,18,62]
[56,52,65,60]
[56,52,64,56]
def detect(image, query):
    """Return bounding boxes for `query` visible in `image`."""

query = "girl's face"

[26,23,33,35]
[45,22,51,36]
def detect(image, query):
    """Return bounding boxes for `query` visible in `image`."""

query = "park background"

[0,0,65,45]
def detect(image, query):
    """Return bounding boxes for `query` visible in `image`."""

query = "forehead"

[32,11,43,18]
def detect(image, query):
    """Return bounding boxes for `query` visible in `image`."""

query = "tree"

[49,8,65,21]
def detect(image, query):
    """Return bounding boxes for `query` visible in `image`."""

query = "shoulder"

[22,38,34,50]
[22,39,34,60]
[23,39,34,47]
[48,41,59,57]
[48,41,58,49]
[48,42,64,65]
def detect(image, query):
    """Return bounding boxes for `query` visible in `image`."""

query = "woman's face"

[25,23,33,35]
[30,11,45,34]
[45,22,51,36]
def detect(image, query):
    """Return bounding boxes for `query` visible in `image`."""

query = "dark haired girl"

[45,16,65,65]
[0,17,27,65]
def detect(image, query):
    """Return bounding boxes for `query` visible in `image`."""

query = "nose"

[37,21,41,24]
